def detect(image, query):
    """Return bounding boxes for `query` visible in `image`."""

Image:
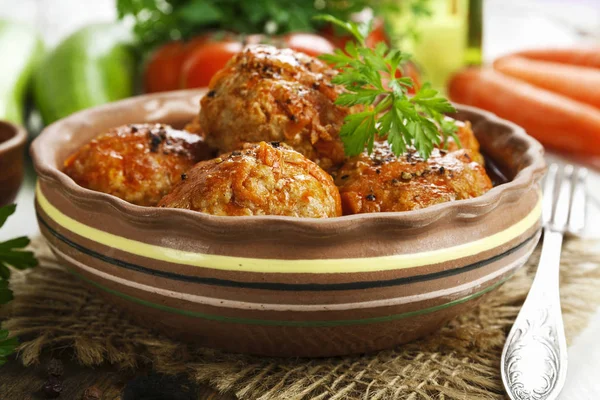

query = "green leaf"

[177,1,223,24]
[339,111,377,156]
[0,237,30,250]
[0,263,10,280]
[0,332,19,365]
[0,280,13,304]
[0,205,16,229]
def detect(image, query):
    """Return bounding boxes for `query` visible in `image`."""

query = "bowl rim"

[0,120,27,155]
[30,89,546,234]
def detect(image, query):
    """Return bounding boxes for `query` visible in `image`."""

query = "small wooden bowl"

[0,120,27,207]
[31,90,546,357]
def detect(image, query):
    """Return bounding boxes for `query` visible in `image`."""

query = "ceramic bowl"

[0,120,27,207]
[31,89,546,357]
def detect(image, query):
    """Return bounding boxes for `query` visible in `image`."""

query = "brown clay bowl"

[31,89,546,357]
[0,120,27,207]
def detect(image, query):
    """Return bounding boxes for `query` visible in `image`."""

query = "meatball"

[158,141,342,218]
[198,45,361,170]
[64,124,209,206]
[445,119,485,165]
[333,141,493,214]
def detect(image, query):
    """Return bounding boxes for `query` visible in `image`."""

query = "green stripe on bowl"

[67,266,513,327]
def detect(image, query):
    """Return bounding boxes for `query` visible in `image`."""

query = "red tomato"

[321,17,390,50]
[401,61,422,94]
[283,33,335,57]
[144,41,188,93]
[181,41,244,89]
[144,36,213,93]
[365,18,390,48]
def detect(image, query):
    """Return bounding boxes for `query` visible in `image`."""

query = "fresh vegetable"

[317,15,456,159]
[116,0,407,49]
[33,23,136,125]
[144,32,230,92]
[448,67,600,156]
[494,56,600,109]
[144,40,189,93]
[508,47,600,69]
[180,40,243,89]
[0,20,43,125]
[0,204,38,366]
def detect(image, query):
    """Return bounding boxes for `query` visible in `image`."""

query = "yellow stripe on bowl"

[36,182,541,274]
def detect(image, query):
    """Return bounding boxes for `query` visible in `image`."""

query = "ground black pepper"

[366,194,376,201]
[207,90,216,98]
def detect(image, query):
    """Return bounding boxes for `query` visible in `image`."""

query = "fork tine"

[543,164,559,226]
[552,165,574,230]
[568,167,588,234]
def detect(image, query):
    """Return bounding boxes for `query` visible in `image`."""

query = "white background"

[1,0,599,398]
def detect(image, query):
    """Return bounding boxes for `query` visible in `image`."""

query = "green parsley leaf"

[0,329,18,366]
[0,279,13,304]
[316,14,457,160]
[0,204,38,366]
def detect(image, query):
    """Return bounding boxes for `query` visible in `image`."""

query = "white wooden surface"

[1,0,599,398]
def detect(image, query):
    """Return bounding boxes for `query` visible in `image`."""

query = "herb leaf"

[317,14,457,159]
[0,204,38,366]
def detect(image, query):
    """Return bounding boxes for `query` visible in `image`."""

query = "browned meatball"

[198,45,361,170]
[158,141,342,218]
[64,124,209,206]
[445,119,484,165]
[333,140,493,214]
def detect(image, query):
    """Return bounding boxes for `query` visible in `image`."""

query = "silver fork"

[501,163,588,400]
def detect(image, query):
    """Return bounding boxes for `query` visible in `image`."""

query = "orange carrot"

[448,68,600,156]
[509,47,600,69]
[493,56,600,109]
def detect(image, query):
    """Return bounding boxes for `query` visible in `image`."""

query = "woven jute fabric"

[2,237,600,400]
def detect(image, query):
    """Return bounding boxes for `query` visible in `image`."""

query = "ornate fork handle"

[501,229,568,400]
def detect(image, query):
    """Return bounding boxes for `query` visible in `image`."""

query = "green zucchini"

[33,23,137,125]
[0,20,43,125]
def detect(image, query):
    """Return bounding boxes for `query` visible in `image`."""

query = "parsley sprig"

[316,15,458,159]
[0,204,38,366]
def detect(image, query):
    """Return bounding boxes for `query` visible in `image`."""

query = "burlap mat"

[2,236,600,400]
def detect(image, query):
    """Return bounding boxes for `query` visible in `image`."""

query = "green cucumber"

[0,20,43,125]
[33,23,137,125]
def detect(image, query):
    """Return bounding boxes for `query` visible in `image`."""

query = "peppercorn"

[438,166,445,175]
[401,172,413,180]
[47,358,64,377]
[42,376,63,398]
[366,194,376,201]
[180,173,187,181]
[82,386,102,400]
